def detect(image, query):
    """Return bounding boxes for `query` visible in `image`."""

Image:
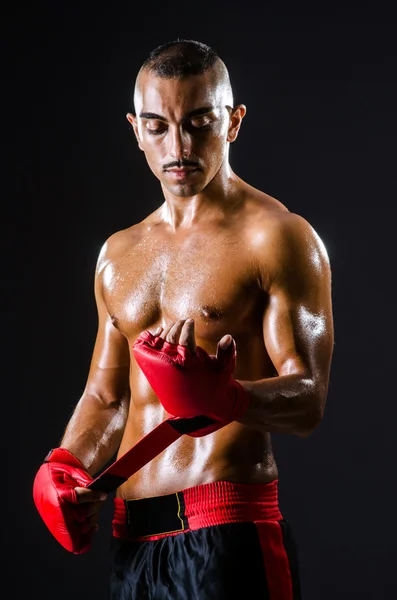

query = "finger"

[74,504,101,525]
[159,321,176,340]
[81,517,100,535]
[73,500,104,523]
[151,325,163,337]
[178,319,196,353]
[79,509,101,528]
[215,335,236,370]
[165,319,186,345]
[84,502,104,519]
[219,334,233,350]
[74,487,107,503]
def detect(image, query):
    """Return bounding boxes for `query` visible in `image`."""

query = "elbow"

[297,393,326,438]
[297,414,322,438]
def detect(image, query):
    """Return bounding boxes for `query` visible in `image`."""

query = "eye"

[147,128,166,136]
[145,121,167,135]
[190,116,213,129]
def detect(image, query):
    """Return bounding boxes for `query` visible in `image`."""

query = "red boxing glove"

[132,331,250,436]
[33,448,99,554]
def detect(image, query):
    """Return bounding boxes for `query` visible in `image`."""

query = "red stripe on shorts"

[255,521,293,600]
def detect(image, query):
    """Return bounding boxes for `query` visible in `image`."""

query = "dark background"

[4,1,396,598]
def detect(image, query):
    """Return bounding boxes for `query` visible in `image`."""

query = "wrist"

[228,378,250,420]
[234,379,254,398]
[45,447,86,470]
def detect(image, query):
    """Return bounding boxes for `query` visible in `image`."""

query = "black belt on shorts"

[125,491,189,538]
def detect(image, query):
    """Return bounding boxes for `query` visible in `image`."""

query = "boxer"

[33,38,334,599]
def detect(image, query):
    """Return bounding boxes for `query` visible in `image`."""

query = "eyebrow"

[139,106,215,122]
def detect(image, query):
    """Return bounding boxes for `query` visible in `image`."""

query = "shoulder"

[266,210,328,252]
[243,185,325,252]
[94,206,165,277]
[246,204,331,289]
[94,225,141,278]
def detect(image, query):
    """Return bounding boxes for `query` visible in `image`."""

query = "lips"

[165,168,200,179]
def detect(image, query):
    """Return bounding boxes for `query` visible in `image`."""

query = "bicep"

[262,217,334,386]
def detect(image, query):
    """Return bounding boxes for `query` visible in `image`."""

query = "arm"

[33,239,131,554]
[237,213,334,437]
[60,245,131,476]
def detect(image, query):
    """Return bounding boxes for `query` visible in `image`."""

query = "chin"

[164,181,206,198]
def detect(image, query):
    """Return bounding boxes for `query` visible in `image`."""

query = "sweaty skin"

[60,61,334,503]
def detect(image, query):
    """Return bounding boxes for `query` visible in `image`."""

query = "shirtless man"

[33,39,334,599]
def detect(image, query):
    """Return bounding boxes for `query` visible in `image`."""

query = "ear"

[126,113,144,151]
[227,104,247,143]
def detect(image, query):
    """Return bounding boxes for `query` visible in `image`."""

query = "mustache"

[163,159,200,170]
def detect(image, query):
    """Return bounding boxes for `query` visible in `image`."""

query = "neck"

[160,163,241,231]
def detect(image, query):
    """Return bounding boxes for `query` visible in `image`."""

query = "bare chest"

[102,233,261,341]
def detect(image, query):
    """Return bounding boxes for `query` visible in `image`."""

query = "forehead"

[135,70,226,117]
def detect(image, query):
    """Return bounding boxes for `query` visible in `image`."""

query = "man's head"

[127,40,246,198]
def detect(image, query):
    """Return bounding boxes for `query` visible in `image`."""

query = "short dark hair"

[140,39,219,78]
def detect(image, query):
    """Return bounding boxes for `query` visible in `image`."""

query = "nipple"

[200,305,223,321]
[110,314,120,329]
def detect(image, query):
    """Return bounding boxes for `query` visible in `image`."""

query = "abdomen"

[117,404,278,499]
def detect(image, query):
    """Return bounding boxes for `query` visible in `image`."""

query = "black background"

[4,1,396,598]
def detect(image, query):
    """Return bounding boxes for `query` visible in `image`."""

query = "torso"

[101,186,289,498]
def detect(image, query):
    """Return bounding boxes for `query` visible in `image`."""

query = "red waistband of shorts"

[112,479,282,541]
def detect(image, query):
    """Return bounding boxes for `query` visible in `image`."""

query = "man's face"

[129,69,240,198]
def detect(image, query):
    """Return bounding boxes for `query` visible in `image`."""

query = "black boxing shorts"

[109,479,301,600]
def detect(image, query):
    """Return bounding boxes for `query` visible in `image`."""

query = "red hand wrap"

[132,331,250,435]
[33,447,94,554]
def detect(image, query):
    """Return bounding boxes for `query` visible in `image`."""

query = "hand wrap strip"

[34,332,250,553]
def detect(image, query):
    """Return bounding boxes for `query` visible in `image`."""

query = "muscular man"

[33,39,334,599]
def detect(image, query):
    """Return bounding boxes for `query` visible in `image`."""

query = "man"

[33,39,334,599]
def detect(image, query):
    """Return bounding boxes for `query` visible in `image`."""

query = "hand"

[33,448,107,554]
[153,318,234,355]
[132,319,250,436]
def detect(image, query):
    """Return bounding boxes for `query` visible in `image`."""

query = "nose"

[167,125,192,160]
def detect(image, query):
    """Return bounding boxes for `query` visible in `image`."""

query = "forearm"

[236,374,325,437]
[60,393,129,476]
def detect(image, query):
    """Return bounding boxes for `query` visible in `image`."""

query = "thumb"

[219,334,233,350]
[215,335,236,371]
